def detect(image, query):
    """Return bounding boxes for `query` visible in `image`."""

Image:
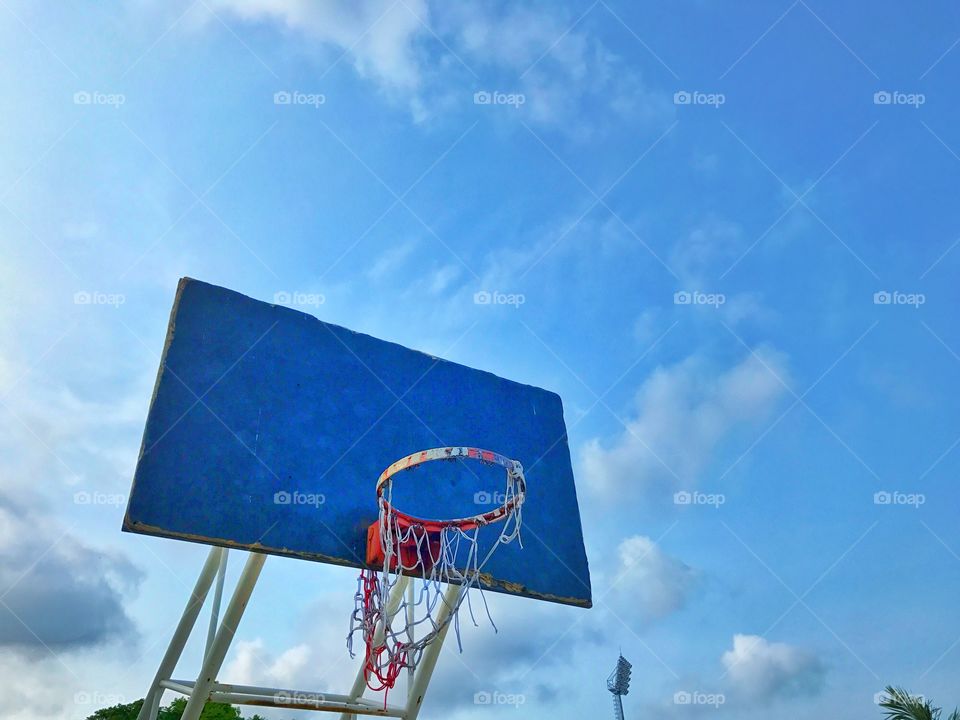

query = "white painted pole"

[404,583,458,720]
[339,574,411,720]
[180,552,266,720]
[405,580,415,702]
[148,690,161,720]
[136,546,224,720]
[204,549,229,662]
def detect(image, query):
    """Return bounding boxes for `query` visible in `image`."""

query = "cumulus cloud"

[222,638,313,688]
[0,492,142,652]
[218,584,592,716]
[581,350,789,499]
[221,590,370,697]
[214,537,689,717]
[606,535,697,621]
[721,634,825,701]
[380,537,690,713]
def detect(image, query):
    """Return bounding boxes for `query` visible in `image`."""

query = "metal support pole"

[405,580,415,701]
[148,690,161,720]
[613,694,625,720]
[204,549,229,662]
[136,546,225,720]
[339,574,411,720]
[180,552,266,720]
[404,582,459,720]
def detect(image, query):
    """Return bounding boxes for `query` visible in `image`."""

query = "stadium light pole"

[606,654,632,720]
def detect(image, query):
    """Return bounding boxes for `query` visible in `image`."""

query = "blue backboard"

[124,278,591,608]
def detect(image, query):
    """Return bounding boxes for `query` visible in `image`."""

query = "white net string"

[347,448,525,695]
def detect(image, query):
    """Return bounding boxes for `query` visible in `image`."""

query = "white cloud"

[223,637,313,688]
[206,0,428,91]
[607,535,697,620]
[428,263,462,294]
[366,240,419,282]
[722,634,825,701]
[205,0,672,130]
[581,349,789,499]
[440,3,672,132]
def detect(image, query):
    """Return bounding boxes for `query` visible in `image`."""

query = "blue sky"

[2,1,960,718]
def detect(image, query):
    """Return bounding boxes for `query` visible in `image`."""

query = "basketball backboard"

[124,278,591,608]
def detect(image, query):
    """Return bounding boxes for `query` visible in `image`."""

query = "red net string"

[360,570,407,703]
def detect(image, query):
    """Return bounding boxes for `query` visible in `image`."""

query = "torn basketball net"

[347,447,526,695]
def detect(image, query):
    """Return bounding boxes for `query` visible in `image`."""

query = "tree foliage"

[879,686,960,720]
[86,697,275,720]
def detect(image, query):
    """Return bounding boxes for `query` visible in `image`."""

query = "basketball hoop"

[348,447,526,697]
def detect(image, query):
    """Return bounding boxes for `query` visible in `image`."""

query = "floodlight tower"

[607,653,632,720]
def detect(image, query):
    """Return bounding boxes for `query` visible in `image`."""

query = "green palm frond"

[878,686,936,720]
